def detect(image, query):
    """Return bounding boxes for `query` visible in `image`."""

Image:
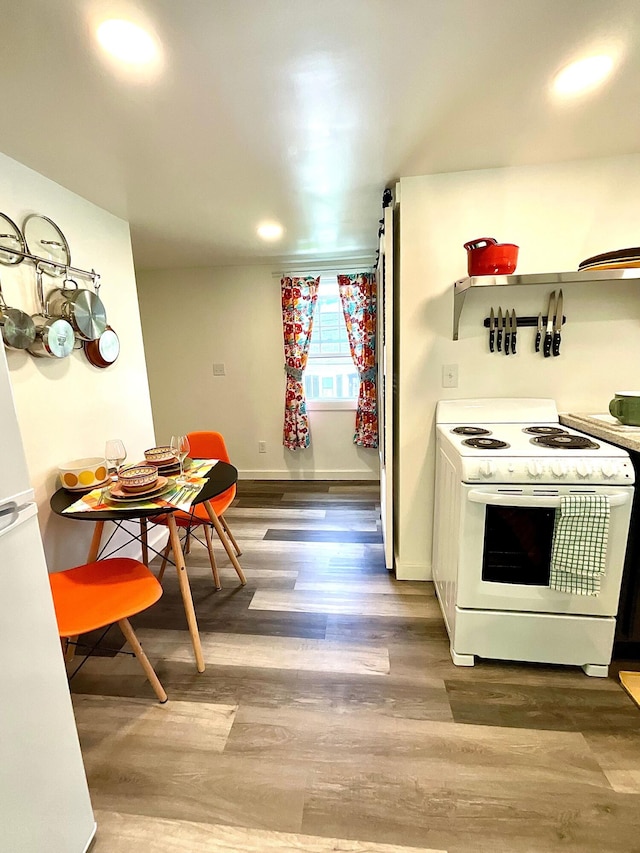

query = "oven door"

[457,484,633,616]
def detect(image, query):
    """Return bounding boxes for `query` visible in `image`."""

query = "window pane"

[305,275,359,402]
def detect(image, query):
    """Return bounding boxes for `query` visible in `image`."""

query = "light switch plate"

[213,363,226,376]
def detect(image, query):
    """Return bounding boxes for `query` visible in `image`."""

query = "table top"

[50,459,238,522]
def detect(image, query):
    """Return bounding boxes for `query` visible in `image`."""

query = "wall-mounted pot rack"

[452,266,640,340]
[0,242,100,284]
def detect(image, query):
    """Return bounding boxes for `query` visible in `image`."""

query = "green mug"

[609,392,640,426]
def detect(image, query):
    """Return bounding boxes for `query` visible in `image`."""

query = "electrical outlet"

[213,363,226,376]
[442,363,458,388]
[258,441,267,453]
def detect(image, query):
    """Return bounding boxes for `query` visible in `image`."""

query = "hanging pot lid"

[0,213,26,266]
[29,315,75,358]
[23,214,71,277]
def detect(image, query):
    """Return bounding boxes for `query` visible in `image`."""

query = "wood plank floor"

[67,480,640,853]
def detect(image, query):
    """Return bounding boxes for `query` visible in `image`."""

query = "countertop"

[560,413,640,454]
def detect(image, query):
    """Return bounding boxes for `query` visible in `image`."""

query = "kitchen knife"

[535,313,542,353]
[543,291,555,358]
[552,289,563,356]
[504,310,511,355]
[489,307,495,352]
[496,307,503,352]
[511,308,517,354]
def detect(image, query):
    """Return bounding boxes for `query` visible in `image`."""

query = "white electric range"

[432,398,634,676]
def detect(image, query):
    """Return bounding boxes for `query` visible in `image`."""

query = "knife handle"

[543,331,552,358]
[496,329,503,352]
[504,332,510,355]
[535,331,541,353]
[552,332,561,357]
[489,329,495,353]
[511,330,517,354]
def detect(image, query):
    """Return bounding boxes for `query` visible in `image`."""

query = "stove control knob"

[479,460,494,478]
[552,462,567,478]
[576,461,591,478]
[601,462,615,478]
[527,461,543,478]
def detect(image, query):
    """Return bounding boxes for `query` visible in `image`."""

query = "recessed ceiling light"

[96,19,159,66]
[257,222,284,241]
[552,54,615,98]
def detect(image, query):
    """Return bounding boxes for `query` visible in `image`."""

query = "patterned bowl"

[144,445,177,464]
[118,465,158,492]
[59,457,109,491]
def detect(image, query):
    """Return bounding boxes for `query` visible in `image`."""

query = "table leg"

[166,513,205,673]
[140,518,149,566]
[87,520,105,562]
[203,499,246,585]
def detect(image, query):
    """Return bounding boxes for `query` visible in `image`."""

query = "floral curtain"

[338,273,378,448]
[281,276,319,450]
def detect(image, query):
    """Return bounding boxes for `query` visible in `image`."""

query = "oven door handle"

[467,490,630,508]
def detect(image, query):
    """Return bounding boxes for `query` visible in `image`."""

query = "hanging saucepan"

[27,268,75,359]
[84,325,120,368]
[27,313,75,359]
[0,278,36,350]
[47,275,107,341]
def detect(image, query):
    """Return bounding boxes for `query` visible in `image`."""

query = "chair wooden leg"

[220,514,242,556]
[157,539,172,584]
[118,617,168,704]
[204,524,221,589]
[203,500,246,585]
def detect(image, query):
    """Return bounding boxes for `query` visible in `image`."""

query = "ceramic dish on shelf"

[23,213,71,276]
[0,213,26,265]
[106,476,171,502]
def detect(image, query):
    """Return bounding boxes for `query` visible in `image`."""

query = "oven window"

[482,506,556,585]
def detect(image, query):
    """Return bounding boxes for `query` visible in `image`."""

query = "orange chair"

[49,558,168,703]
[157,431,245,589]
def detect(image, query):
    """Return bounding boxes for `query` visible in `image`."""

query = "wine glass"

[105,439,127,479]
[170,435,190,485]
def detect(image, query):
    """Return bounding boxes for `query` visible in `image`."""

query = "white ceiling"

[0,0,639,270]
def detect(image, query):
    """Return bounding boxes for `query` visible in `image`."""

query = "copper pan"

[83,325,119,368]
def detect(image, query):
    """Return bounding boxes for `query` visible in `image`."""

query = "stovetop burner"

[462,437,509,449]
[523,426,568,436]
[451,426,492,436]
[531,434,600,450]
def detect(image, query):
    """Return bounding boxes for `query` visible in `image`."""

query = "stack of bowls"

[117,465,158,493]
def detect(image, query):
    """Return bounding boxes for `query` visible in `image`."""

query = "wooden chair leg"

[220,514,242,556]
[157,539,172,583]
[204,524,221,589]
[203,500,246,585]
[118,617,167,703]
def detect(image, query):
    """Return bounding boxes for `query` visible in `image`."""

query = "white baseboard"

[395,559,431,581]
[238,469,380,481]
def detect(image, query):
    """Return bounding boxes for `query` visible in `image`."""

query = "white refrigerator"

[0,344,96,852]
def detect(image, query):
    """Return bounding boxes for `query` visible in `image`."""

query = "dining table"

[50,459,241,673]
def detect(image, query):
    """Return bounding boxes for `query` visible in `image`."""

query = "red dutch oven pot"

[463,237,519,276]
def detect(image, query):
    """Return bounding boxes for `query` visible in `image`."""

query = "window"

[304,275,357,407]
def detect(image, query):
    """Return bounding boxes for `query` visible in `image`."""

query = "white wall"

[136,265,379,480]
[1,151,157,571]
[396,154,640,579]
